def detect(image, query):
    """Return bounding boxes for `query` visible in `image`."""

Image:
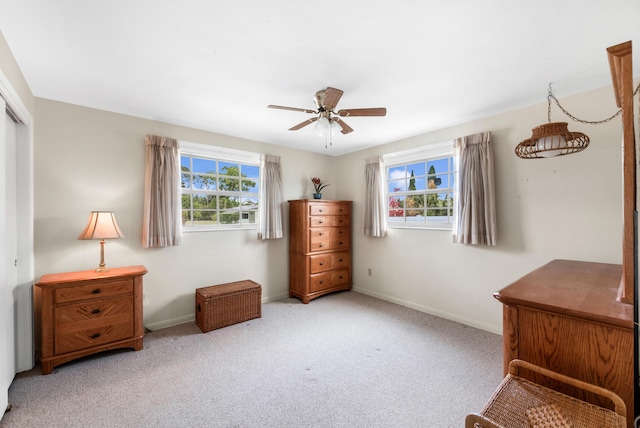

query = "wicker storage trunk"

[195,280,261,333]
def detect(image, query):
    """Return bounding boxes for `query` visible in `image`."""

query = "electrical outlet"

[368,268,372,276]
[143,294,149,307]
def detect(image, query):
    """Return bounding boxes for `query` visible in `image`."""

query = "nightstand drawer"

[54,279,133,304]
[55,321,134,355]
[56,295,133,325]
[55,296,134,354]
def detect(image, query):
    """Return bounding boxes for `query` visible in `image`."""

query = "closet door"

[0,98,14,415]
[0,75,34,421]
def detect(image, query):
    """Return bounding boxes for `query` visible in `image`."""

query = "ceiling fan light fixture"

[515,122,589,159]
[314,116,331,136]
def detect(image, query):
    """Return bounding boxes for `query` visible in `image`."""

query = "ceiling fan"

[267,87,387,135]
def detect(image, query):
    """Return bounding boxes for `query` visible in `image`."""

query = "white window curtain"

[142,135,183,248]
[452,132,497,246]
[258,154,284,240]
[364,155,387,238]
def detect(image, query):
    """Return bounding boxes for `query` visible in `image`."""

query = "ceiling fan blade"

[289,117,318,131]
[322,87,344,111]
[268,105,316,114]
[337,107,387,117]
[333,117,353,134]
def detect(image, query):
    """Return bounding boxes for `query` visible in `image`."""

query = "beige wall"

[33,99,337,329]
[336,85,624,333]
[3,25,629,334]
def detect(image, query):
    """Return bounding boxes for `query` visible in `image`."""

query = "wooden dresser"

[288,199,352,303]
[34,265,147,374]
[494,259,634,426]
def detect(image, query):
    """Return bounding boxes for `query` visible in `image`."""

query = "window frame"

[180,141,261,232]
[383,141,455,230]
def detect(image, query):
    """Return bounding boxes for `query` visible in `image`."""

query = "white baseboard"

[145,314,195,331]
[264,292,290,302]
[144,293,290,331]
[352,286,502,335]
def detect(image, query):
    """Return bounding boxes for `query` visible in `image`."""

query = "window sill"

[183,225,258,233]
[387,224,452,231]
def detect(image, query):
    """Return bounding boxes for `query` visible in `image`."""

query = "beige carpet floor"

[1,291,503,427]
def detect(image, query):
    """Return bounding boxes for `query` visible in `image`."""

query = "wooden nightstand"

[34,265,147,374]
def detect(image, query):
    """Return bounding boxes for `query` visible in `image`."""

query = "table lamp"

[78,211,125,272]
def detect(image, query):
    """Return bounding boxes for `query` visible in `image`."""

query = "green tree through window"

[386,154,454,228]
[181,155,259,227]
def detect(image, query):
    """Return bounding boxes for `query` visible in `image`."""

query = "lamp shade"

[78,211,125,240]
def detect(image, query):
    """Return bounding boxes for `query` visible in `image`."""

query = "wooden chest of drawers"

[34,265,147,374]
[288,199,352,303]
[494,260,634,427]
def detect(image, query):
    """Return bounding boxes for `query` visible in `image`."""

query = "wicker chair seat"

[466,360,626,428]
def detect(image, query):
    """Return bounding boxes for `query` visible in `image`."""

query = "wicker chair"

[466,359,626,428]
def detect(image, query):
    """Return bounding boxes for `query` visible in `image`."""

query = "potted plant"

[311,177,329,199]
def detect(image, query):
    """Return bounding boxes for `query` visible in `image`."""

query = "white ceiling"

[1,1,638,156]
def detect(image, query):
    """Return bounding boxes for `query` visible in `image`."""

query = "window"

[384,142,455,229]
[180,141,260,230]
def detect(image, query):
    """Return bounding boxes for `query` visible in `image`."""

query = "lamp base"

[95,239,110,273]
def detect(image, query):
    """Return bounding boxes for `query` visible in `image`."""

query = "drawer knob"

[91,288,101,294]
[319,262,324,266]
[338,259,343,262]
[319,220,324,224]
[319,280,324,284]
[319,209,324,213]
[91,308,101,315]
[90,333,101,339]
[319,232,325,236]
[339,242,343,245]
[339,276,343,279]
[319,243,324,248]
